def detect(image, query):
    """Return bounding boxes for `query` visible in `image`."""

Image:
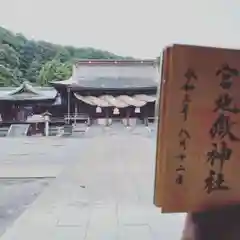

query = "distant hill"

[0,26,134,86]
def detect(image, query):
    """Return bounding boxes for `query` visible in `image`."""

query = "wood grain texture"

[156,44,240,213]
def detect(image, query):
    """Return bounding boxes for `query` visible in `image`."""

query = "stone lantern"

[42,111,52,136]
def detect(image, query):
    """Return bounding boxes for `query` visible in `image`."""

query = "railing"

[32,114,90,123]
[0,117,157,138]
[50,116,65,123]
[63,114,89,120]
[0,115,158,125]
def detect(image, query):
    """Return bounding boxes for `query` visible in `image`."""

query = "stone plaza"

[0,126,185,239]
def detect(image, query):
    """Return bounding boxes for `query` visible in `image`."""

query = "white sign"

[113,108,119,115]
[135,107,140,113]
[96,106,102,113]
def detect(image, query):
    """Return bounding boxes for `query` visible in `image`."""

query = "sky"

[0,0,240,58]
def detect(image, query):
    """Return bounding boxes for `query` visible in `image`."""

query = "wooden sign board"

[154,44,240,213]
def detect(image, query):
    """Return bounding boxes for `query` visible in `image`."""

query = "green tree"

[54,47,71,63]
[0,27,23,50]
[0,64,13,86]
[12,68,23,84]
[38,59,72,86]
[19,41,37,75]
[0,25,134,86]
[35,41,58,63]
[0,44,20,68]
[0,42,21,86]
[25,60,41,83]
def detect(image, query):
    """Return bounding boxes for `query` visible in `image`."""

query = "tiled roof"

[0,82,57,101]
[74,59,158,67]
[53,59,159,90]
[72,77,157,89]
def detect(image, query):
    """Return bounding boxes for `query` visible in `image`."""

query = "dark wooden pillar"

[142,105,149,126]
[105,108,110,126]
[126,107,130,126]
[67,87,70,124]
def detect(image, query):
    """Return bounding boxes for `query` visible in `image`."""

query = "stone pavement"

[0,178,53,236]
[0,136,185,240]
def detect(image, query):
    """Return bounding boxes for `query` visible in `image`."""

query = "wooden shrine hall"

[0,81,60,123]
[51,59,159,126]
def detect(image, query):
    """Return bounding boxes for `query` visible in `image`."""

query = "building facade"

[0,81,59,123]
[0,59,160,127]
[52,59,159,125]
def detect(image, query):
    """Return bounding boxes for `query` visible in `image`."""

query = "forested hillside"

[0,26,132,86]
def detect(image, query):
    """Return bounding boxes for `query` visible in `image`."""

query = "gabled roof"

[0,81,57,101]
[71,77,157,90]
[50,77,75,86]
[74,59,158,67]
[52,59,159,90]
[8,81,39,95]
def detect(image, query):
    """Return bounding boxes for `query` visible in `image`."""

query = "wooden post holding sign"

[154,44,240,213]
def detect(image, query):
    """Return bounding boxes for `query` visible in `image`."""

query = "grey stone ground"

[0,178,52,236]
[0,125,186,240]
